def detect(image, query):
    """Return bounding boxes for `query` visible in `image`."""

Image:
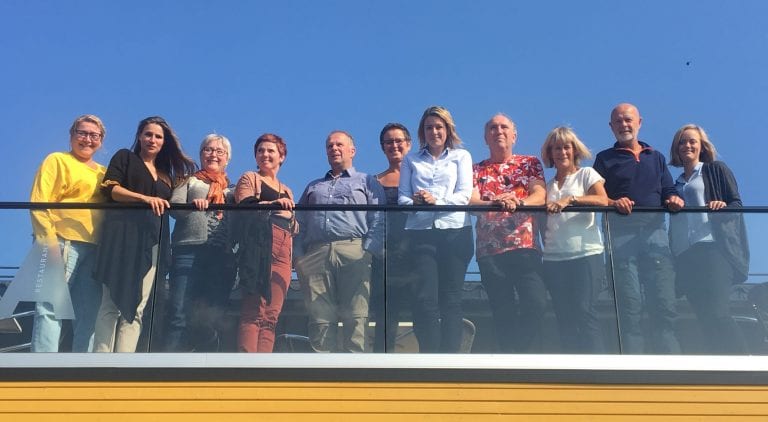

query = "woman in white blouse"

[398,106,474,353]
[541,126,609,353]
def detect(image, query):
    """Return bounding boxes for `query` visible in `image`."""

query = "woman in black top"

[371,123,413,352]
[93,116,196,353]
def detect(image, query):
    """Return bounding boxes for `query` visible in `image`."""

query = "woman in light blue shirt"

[668,124,748,354]
[398,106,474,353]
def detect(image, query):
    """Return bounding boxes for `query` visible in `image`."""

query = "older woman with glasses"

[164,134,236,352]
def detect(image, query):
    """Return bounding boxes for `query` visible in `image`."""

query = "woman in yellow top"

[29,114,107,352]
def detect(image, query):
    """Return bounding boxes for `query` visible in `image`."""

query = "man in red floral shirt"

[470,113,547,352]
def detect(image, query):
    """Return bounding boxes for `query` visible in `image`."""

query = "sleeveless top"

[261,182,292,230]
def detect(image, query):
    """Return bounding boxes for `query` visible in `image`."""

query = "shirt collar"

[418,147,451,159]
[324,166,356,180]
[612,140,653,152]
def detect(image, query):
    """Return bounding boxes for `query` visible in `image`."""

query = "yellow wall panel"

[2,381,768,420]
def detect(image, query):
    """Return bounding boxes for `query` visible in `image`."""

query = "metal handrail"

[2,201,766,212]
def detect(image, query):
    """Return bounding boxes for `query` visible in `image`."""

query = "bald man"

[593,103,683,354]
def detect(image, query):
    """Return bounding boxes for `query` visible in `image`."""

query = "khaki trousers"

[93,245,158,353]
[295,238,371,353]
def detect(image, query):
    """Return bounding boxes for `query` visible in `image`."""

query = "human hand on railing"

[143,195,171,216]
[414,190,436,205]
[547,197,571,214]
[271,197,295,210]
[707,200,727,210]
[611,197,634,215]
[492,192,520,212]
[665,195,684,212]
[192,198,209,210]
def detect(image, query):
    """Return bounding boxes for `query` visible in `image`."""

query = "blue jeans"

[608,219,680,354]
[163,244,235,351]
[31,240,102,352]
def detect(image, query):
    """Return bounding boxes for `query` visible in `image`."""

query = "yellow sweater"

[30,152,106,243]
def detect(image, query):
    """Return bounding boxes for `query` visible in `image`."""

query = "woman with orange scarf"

[164,134,236,351]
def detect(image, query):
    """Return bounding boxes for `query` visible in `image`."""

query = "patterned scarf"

[194,169,229,219]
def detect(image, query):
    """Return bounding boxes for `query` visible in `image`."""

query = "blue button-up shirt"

[669,162,714,256]
[294,167,385,257]
[398,147,473,230]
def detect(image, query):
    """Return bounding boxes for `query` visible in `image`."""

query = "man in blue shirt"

[594,103,684,354]
[294,130,385,352]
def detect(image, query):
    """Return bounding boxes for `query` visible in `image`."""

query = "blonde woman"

[668,124,748,354]
[541,126,609,353]
[29,114,107,352]
[398,106,474,353]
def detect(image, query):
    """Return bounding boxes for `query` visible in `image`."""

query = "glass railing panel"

[0,208,36,353]
[540,208,620,354]
[3,204,764,356]
[735,211,768,355]
[665,209,767,355]
[148,206,236,353]
[603,208,766,356]
[285,207,382,353]
[0,206,164,353]
[603,211,681,354]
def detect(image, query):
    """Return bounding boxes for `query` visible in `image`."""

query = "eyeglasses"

[382,138,408,146]
[75,130,103,141]
[202,147,227,156]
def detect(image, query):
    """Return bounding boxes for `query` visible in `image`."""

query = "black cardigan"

[702,161,749,283]
[700,161,750,283]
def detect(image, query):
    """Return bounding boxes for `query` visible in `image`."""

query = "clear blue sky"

[1,1,766,270]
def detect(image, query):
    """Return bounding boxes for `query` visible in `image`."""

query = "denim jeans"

[31,240,102,352]
[164,244,235,351]
[608,219,680,354]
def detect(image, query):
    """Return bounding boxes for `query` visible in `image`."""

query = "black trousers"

[478,249,547,353]
[408,226,474,353]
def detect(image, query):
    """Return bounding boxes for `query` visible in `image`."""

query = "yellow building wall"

[3,381,768,421]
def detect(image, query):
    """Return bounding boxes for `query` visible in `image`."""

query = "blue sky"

[1,1,766,270]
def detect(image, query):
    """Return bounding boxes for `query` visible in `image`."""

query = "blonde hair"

[417,106,462,150]
[669,124,718,167]
[540,126,592,168]
[69,114,106,140]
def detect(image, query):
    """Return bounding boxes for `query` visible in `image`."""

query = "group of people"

[28,102,748,354]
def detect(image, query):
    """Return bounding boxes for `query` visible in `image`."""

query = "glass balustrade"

[1,203,765,355]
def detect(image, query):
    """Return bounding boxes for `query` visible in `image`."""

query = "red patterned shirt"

[472,155,545,258]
